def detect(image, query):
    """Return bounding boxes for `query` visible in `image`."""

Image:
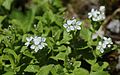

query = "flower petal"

[30,45,35,49]
[63,24,68,28]
[25,42,30,46]
[35,47,39,52]
[67,20,73,25]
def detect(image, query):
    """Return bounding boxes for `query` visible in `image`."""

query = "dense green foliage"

[0,0,119,75]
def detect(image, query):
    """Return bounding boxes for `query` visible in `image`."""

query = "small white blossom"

[99,6,105,13]
[88,9,100,19]
[97,42,104,53]
[88,6,105,21]
[103,37,113,45]
[63,19,82,32]
[96,37,113,53]
[25,36,47,52]
[25,36,33,47]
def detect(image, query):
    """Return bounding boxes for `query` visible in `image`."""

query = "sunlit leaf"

[2,0,13,10]
[36,65,53,75]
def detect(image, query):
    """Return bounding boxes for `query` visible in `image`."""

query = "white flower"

[96,37,113,53]
[99,6,105,13]
[25,36,33,46]
[74,21,82,30]
[63,19,82,32]
[88,6,105,21]
[33,36,41,45]
[25,36,47,52]
[97,41,106,53]
[88,9,100,19]
[103,37,113,45]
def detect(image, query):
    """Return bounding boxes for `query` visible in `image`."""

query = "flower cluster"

[63,18,82,32]
[25,36,47,52]
[96,37,113,53]
[88,6,105,21]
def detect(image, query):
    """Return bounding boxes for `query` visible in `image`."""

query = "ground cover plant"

[0,0,119,75]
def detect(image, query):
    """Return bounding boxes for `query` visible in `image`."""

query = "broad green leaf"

[91,62,109,72]
[0,16,6,24]
[80,24,92,42]
[42,27,51,36]
[57,31,72,45]
[86,59,96,66]
[50,52,66,61]
[66,46,71,55]
[83,51,96,65]
[36,65,53,75]
[51,65,65,75]
[53,45,66,52]
[2,0,13,10]
[3,48,19,63]
[22,50,35,58]
[2,54,15,68]
[52,0,63,8]
[46,37,55,49]
[2,71,15,75]
[22,34,28,42]
[51,46,71,61]
[20,46,28,53]
[54,15,64,27]
[73,68,89,75]
[52,29,62,41]
[24,65,40,72]
[73,61,81,68]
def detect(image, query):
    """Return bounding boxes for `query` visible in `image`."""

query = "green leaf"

[83,51,96,65]
[90,71,110,75]
[2,71,15,75]
[2,0,13,10]
[24,65,40,72]
[36,65,53,75]
[20,46,28,53]
[65,46,71,55]
[57,31,72,45]
[80,25,92,42]
[51,52,66,61]
[53,29,62,41]
[22,34,28,42]
[46,37,55,49]
[91,62,109,72]
[2,54,15,68]
[73,68,89,75]
[43,10,55,24]
[54,45,66,52]
[0,15,6,24]
[10,7,36,33]
[3,48,18,62]
[52,0,63,8]
[0,35,4,43]
[51,65,65,75]
[73,61,81,68]
[37,21,43,33]
[22,50,35,58]
[51,46,71,61]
